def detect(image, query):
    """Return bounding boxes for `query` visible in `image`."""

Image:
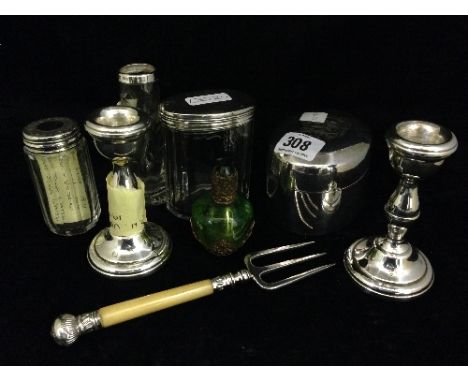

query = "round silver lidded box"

[160,90,255,219]
[266,111,371,236]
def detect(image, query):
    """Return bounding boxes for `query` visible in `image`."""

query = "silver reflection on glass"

[344,120,458,299]
[85,106,171,279]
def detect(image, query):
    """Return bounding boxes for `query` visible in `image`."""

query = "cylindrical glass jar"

[23,117,101,236]
[160,90,255,219]
[118,63,166,205]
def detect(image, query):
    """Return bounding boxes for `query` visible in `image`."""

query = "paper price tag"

[107,174,147,237]
[185,92,232,106]
[274,132,325,162]
[299,112,328,124]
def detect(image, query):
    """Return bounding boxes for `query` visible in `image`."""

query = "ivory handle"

[98,279,214,327]
[51,272,253,346]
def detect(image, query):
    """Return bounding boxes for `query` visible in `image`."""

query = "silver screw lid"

[23,117,82,153]
[118,63,156,85]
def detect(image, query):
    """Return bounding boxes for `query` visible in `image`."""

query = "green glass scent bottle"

[191,165,255,256]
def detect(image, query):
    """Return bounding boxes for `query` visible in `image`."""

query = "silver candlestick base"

[344,120,457,299]
[345,234,434,299]
[88,222,171,278]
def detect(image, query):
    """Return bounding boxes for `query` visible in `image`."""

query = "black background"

[0,17,467,365]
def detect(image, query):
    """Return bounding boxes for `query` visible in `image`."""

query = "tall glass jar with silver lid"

[160,90,255,219]
[118,63,166,205]
[23,117,101,236]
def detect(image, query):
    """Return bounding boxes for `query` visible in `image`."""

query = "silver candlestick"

[85,106,171,278]
[344,120,457,299]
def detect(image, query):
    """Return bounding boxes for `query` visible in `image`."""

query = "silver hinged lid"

[160,89,254,132]
[269,111,371,192]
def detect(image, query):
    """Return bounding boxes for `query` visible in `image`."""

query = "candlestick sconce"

[85,106,171,278]
[344,121,457,299]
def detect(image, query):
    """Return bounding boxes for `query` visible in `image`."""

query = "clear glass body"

[165,122,253,219]
[24,138,101,236]
[119,80,166,205]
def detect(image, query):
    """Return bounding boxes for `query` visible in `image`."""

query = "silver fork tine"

[242,241,334,290]
[259,263,335,290]
[248,240,315,259]
[255,252,327,272]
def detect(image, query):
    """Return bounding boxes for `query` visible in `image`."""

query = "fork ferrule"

[211,270,252,292]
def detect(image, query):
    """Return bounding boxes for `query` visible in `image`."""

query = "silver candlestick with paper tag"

[85,106,171,278]
[266,111,371,236]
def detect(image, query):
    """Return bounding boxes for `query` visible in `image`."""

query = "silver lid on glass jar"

[159,89,254,132]
[118,63,156,85]
[23,117,82,154]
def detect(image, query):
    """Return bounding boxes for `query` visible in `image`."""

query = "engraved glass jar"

[23,117,101,236]
[160,90,255,219]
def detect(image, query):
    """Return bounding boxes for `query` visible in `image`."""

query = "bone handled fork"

[51,241,334,346]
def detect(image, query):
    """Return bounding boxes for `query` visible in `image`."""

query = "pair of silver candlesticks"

[24,61,459,301]
[87,109,459,300]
